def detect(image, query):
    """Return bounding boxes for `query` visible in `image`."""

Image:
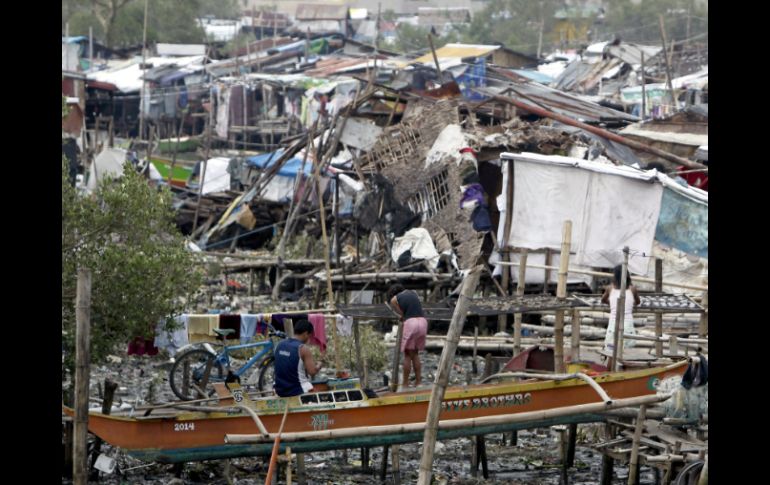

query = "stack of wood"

[593,414,708,484]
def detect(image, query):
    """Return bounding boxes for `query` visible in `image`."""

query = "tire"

[169,348,224,401]
[257,356,276,393]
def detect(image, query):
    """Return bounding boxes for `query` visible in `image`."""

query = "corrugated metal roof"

[605,43,662,66]
[484,67,639,124]
[618,125,708,147]
[295,3,349,20]
[411,43,500,65]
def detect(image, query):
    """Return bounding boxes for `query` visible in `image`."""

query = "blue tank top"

[274,338,306,397]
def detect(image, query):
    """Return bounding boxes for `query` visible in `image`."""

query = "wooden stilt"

[361,447,370,473]
[553,221,572,374]
[417,266,483,485]
[296,453,306,485]
[513,248,528,354]
[379,445,389,481]
[628,405,648,485]
[570,309,581,363]
[470,437,478,478]
[285,447,292,485]
[478,435,488,479]
[391,444,401,485]
[566,423,577,468]
[600,454,614,485]
[472,325,479,375]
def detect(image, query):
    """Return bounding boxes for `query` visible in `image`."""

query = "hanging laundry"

[307,313,327,353]
[336,315,353,337]
[257,313,269,336]
[241,314,259,343]
[271,313,307,333]
[218,314,241,341]
[188,314,219,343]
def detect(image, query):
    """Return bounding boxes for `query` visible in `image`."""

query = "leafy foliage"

[62,0,240,48]
[62,157,202,367]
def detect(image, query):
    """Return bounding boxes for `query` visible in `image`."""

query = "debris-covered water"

[66,348,663,484]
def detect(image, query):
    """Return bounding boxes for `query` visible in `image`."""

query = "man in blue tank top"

[274,320,322,397]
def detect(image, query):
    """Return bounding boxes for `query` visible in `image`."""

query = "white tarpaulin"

[201,157,231,195]
[87,148,127,192]
[498,153,663,275]
[425,124,468,167]
[391,228,440,269]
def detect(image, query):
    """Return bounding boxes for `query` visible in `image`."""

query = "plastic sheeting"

[391,228,440,270]
[87,148,127,192]
[655,183,708,259]
[246,150,313,177]
[498,153,663,275]
[200,157,231,195]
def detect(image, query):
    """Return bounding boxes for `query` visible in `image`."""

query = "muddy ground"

[65,345,667,485]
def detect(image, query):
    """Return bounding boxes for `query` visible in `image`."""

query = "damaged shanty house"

[165,38,706,312]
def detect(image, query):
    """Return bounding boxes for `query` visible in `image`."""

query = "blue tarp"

[655,186,708,259]
[246,150,313,177]
[456,58,487,101]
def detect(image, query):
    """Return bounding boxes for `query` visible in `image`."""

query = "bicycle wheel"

[169,348,224,401]
[258,356,276,393]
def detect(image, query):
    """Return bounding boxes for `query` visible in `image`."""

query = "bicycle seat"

[213,328,236,337]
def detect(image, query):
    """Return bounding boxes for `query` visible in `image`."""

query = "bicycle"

[169,326,286,401]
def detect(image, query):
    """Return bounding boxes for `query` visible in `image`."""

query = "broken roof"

[411,43,501,65]
[484,67,639,124]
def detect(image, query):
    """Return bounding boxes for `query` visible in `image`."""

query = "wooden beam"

[417,265,483,485]
[73,269,92,485]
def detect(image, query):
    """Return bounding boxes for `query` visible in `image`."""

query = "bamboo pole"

[571,308,581,362]
[627,404,648,485]
[427,33,442,78]
[264,403,290,485]
[697,453,708,485]
[553,221,572,374]
[285,447,292,485]
[655,258,664,357]
[312,145,342,376]
[417,265,483,485]
[192,102,212,233]
[496,262,707,292]
[73,269,92,485]
[513,249,527,354]
[226,393,670,444]
[658,15,677,112]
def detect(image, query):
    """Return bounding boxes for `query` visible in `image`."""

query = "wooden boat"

[62,361,687,463]
[155,136,200,154]
[150,157,194,188]
[503,345,608,374]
